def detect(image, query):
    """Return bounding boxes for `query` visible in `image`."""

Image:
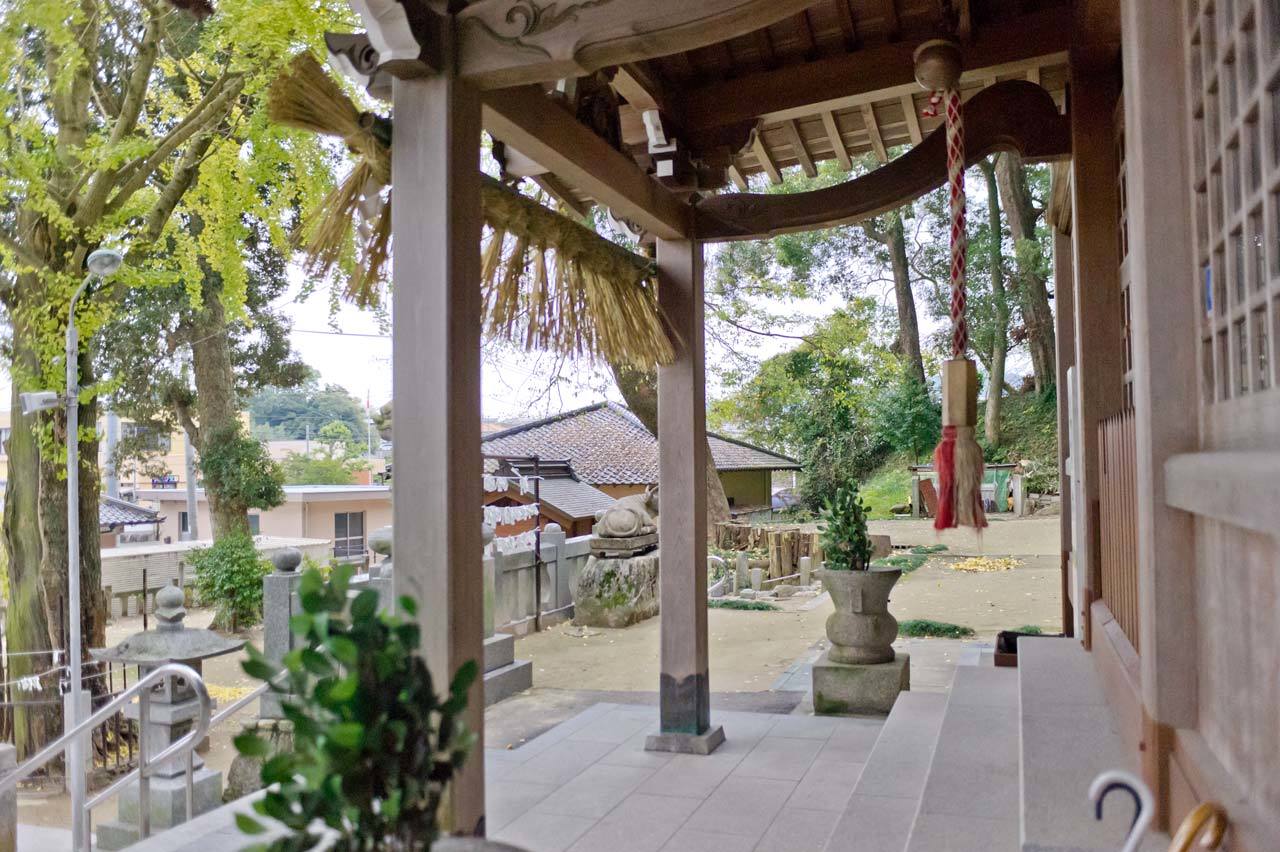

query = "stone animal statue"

[593,485,660,538]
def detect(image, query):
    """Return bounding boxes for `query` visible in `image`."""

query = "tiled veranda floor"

[486,703,883,852]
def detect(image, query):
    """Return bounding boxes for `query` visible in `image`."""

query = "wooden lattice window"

[1116,95,1135,409]
[1187,0,1280,405]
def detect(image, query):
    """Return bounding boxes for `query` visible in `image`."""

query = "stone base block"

[812,650,910,716]
[484,659,532,706]
[573,554,659,628]
[97,769,222,850]
[484,633,516,673]
[645,725,726,755]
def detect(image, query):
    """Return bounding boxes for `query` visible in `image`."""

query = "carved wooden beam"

[482,85,691,239]
[454,0,825,89]
[695,81,1069,241]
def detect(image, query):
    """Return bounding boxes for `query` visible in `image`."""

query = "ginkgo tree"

[0,0,347,754]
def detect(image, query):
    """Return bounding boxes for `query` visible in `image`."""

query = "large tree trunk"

[979,159,1010,447]
[189,279,250,539]
[2,308,61,757]
[995,152,1056,392]
[862,210,925,385]
[611,364,732,532]
[885,213,926,386]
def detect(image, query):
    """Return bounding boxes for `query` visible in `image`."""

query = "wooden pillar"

[1068,61,1124,648]
[1119,0,1199,824]
[390,72,486,833]
[1053,227,1076,637]
[647,238,724,755]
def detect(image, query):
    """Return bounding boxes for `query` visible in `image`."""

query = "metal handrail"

[0,662,211,852]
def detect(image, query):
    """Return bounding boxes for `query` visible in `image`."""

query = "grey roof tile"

[482,402,798,486]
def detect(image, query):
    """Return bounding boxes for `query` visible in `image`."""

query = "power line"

[293,329,390,339]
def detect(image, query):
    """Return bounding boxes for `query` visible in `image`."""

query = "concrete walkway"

[487,703,883,852]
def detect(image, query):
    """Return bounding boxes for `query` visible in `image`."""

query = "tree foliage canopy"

[249,378,368,440]
[709,301,898,509]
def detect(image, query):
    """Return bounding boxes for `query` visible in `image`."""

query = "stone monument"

[573,488,660,627]
[92,585,244,849]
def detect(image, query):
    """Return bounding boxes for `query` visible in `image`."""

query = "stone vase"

[821,567,901,664]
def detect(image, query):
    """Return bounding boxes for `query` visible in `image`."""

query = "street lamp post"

[23,247,125,850]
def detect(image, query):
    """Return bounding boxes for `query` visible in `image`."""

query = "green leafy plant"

[235,564,477,851]
[189,533,270,631]
[910,544,949,555]
[871,553,927,573]
[1015,625,1045,635]
[820,482,873,571]
[899,619,975,638]
[200,423,287,512]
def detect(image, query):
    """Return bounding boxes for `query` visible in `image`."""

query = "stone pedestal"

[261,565,302,719]
[572,553,659,628]
[812,650,910,716]
[483,633,532,706]
[96,770,223,850]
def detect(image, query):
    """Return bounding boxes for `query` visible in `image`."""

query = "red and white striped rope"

[943,87,967,357]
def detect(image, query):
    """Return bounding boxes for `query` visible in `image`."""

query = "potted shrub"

[819,483,901,665]
[235,564,522,850]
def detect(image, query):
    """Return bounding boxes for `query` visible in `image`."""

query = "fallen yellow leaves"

[951,556,1022,573]
[206,684,253,703]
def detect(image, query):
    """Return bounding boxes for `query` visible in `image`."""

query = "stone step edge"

[903,665,1020,852]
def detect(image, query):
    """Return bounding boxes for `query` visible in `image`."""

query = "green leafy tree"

[249,379,368,441]
[820,483,873,571]
[190,531,271,631]
[709,302,897,510]
[97,218,310,536]
[874,369,942,463]
[0,0,348,754]
[235,565,477,851]
[281,420,367,485]
[199,423,286,531]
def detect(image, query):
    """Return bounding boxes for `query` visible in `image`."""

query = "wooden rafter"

[900,93,923,143]
[613,64,666,112]
[750,130,782,184]
[675,5,1069,132]
[727,162,749,191]
[881,0,900,41]
[832,0,859,50]
[860,103,887,162]
[481,86,690,238]
[695,81,1070,240]
[754,28,778,70]
[532,173,593,218]
[821,110,852,170]
[795,11,818,59]
[783,119,817,176]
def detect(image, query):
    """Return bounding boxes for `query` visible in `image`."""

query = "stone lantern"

[91,584,245,850]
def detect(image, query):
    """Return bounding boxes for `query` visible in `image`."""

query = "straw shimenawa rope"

[267,53,673,369]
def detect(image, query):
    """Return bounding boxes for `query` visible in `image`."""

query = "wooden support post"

[391,73,486,833]
[647,238,724,755]
[1053,227,1076,637]
[1068,61,1124,649]
[1119,0,1199,826]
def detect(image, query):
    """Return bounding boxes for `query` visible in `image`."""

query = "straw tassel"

[266,52,674,369]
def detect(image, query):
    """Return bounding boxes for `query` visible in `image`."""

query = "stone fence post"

[0,744,14,852]
[541,523,567,613]
[260,548,301,719]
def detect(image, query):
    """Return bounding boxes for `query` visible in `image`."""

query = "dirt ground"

[20,516,1061,831]
[517,517,1062,694]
